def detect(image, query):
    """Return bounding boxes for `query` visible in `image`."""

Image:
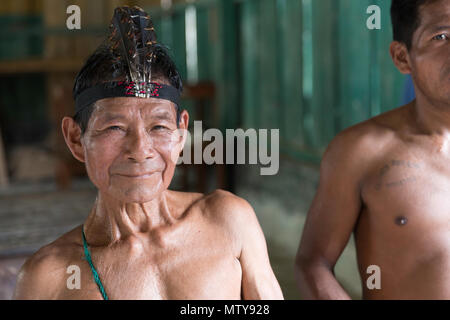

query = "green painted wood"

[196,6,211,81]
[258,0,279,130]
[310,0,338,151]
[377,0,405,113]
[0,15,43,60]
[217,0,239,131]
[145,0,407,164]
[300,0,314,153]
[335,0,405,131]
[337,0,373,131]
[240,0,259,130]
[171,11,188,83]
[277,0,303,147]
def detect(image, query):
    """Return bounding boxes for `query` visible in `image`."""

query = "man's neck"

[83,191,176,246]
[413,91,450,137]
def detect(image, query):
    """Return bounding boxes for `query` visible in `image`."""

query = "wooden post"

[0,127,8,187]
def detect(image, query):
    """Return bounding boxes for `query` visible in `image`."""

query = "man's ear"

[170,110,190,164]
[178,109,189,149]
[178,109,189,131]
[390,41,412,74]
[61,117,86,163]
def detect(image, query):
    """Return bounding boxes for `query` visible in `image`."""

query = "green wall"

[148,0,406,163]
[0,0,406,163]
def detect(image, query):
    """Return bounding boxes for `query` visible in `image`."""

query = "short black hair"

[73,44,183,134]
[391,0,435,50]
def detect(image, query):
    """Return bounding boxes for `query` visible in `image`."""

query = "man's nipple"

[395,216,408,226]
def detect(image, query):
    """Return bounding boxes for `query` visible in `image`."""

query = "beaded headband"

[74,81,180,114]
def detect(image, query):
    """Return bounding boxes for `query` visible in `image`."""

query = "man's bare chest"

[359,155,450,243]
[57,230,242,299]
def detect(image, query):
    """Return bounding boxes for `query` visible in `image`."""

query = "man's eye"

[152,125,168,131]
[433,34,448,41]
[107,126,123,131]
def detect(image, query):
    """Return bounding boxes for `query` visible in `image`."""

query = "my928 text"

[223,304,270,315]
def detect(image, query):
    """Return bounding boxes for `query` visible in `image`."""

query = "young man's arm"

[295,128,371,300]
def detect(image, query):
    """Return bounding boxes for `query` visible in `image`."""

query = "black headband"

[74,82,181,115]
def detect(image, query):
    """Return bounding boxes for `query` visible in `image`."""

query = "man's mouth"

[115,172,156,178]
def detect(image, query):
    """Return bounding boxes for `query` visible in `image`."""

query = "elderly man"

[295,0,450,299]
[14,6,282,300]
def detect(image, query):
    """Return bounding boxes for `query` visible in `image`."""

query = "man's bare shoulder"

[168,189,257,233]
[166,189,258,257]
[201,190,260,242]
[333,105,410,148]
[323,105,412,173]
[13,226,82,299]
[203,189,254,219]
[168,189,253,217]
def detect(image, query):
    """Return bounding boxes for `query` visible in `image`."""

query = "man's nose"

[126,128,156,162]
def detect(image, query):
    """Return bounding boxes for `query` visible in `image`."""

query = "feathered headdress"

[108,6,158,96]
[73,6,181,115]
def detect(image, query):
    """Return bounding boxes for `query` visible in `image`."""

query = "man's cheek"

[85,155,109,186]
[84,145,116,184]
[160,143,180,166]
[155,145,178,183]
[165,130,185,164]
[86,134,121,157]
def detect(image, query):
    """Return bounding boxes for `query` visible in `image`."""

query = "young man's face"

[408,0,450,105]
[80,97,188,203]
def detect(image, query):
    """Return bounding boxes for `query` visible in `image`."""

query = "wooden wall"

[0,0,406,165]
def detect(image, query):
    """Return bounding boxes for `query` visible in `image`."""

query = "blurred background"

[0,0,412,299]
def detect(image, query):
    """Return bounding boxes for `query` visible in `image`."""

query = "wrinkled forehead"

[92,97,177,122]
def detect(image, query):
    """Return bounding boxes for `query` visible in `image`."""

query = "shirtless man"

[295,0,450,299]
[13,7,283,300]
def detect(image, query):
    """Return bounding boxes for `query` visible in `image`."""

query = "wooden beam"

[0,127,8,187]
[0,58,85,75]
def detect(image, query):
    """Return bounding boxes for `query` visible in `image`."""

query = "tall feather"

[107,6,158,94]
